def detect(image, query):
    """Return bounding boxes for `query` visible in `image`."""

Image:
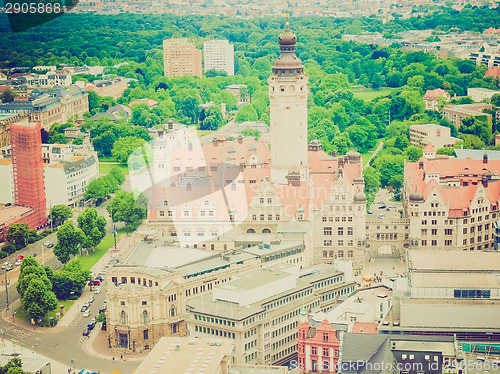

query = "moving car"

[44,241,54,248]
[83,310,91,318]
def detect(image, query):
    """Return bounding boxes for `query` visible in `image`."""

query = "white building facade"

[203,40,235,76]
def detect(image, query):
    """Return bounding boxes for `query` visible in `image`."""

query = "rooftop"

[0,205,34,224]
[408,250,500,272]
[410,272,500,289]
[133,337,234,374]
[126,242,211,268]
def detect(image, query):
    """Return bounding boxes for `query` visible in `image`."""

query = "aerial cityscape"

[1,1,500,373]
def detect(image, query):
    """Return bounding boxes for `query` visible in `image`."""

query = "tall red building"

[298,308,341,373]
[10,122,46,228]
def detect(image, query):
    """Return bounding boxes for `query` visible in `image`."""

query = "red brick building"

[10,122,46,229]
[297,308,341,373]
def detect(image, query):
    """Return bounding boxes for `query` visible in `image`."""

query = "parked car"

[87,322,95,330]
[1,262,10,270]
[378,205,386,209]
[94,288,101,294]
[83,310,91,318]
[81,305,88,312]
[95,276,103,282]
[88,296,94,303]
[389,205,396,209]
[379,214,384,219]
[83,301,90,308]
[14,260,22,266]
[88,280,100,286]
[44,241,53,248]
[99,305,107,313]
[4,264,13,271]
[16,255,24,261]
[82,329,89,336]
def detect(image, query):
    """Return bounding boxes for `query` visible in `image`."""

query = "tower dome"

[272,23,304,76]
[354,191,367,202]
[409,191,424,202]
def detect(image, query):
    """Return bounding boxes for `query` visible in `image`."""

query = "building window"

[431,229,437,235]
[338,227,343,235]
[142,311,148,324]
[324,227,332,235]
[143,329,149,340]
[445,229,452,235]
[323,333,329,342]
[311,347,317,355]
[120,311,127,324]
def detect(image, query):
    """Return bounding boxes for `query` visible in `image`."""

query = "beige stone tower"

[268,24,309,185]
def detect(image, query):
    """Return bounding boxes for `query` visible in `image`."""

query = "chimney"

[483,153,488,164]
[331,150,338,157]
[213,137,218,146]
[419,161,424,169]
[237,134,243,144]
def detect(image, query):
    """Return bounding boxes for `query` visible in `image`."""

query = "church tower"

[268,23,309,185]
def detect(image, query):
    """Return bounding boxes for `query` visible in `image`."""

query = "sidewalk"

[82,323,147,362]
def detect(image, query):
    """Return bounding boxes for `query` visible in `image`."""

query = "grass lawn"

[361,138,383,167]
[15,299,74,326]
[99,163,129,176]
[197,129,213,137]
[348,86,392,101]
[77,227,127,272]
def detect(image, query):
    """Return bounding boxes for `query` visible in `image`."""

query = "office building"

[409,124,460,149]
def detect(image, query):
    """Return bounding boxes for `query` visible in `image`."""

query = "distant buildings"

[77,77,129,100]
[203,39,234,76]
[422,89,450,111]
[484,66,500,78]
[226,84,250,106]
[0,86,89,133]
[0,142,98,208]
[470,51,500,68]
[163,38,202,79]
[442,103,492,128]
[127,98,158,109]
[403,149,500,252]
[409,124,460,149]
[89,104,132,122]
[379,250,500,340]
[467,87,500,102]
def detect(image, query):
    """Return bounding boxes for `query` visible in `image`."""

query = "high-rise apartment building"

[203,40,234,76]
[10,122,46,228]
[163,38,202,78]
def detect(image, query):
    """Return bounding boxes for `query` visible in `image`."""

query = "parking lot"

[368,189,402,219]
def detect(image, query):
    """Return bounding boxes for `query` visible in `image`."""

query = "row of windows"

[244,339,257,351]
[186,279,229,297]
[322,249,354,258]
[271,344,297,363]
[314,277,342,289]
[194,314,235,327]
[322,216,353,222]
[454,289,490,299]
[272,321,297,338]
[194,325,236,339]
[112,277,157,287]
[323,227,354,236]
[266,289,313,312]
[264,247,302,262]
[272,333,297,350]
[252,214,280,221]
[244,328,257,338]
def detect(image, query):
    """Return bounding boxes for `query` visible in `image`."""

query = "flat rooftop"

[411,272,500,288]
[134,337,234,374]
[126,242,210,268]
[0,205,33,224]
[408,250,500,272]
[218,263,296,292]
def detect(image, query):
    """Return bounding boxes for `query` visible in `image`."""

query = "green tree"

[21,278,57,322]
[49,205,73,227]
[51,260,91,299]
[73,138,83,145]
[77,208,107,252]
[6,223,29,245]
[235,104,258,123]
[112,136,147,164]
[0,88,16,103]
[109,166,125,186]
[107,190,147,231]
[201,106,224,131]
[363,166,381,195]
[332,131,352,155]
[54,221,84,263]
[84,178,107,202]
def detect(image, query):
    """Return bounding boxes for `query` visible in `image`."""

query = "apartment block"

[163,38,202,78]
[442,103,492,128]
[409,123,460,149]
[467,87,500,102]
[204,39,235,76]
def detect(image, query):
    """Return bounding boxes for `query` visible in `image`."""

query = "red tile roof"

[485,67,500,78]
[352,322,379,334]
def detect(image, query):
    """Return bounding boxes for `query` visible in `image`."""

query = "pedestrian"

[112,357,115,361]
[121,354,123,360]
